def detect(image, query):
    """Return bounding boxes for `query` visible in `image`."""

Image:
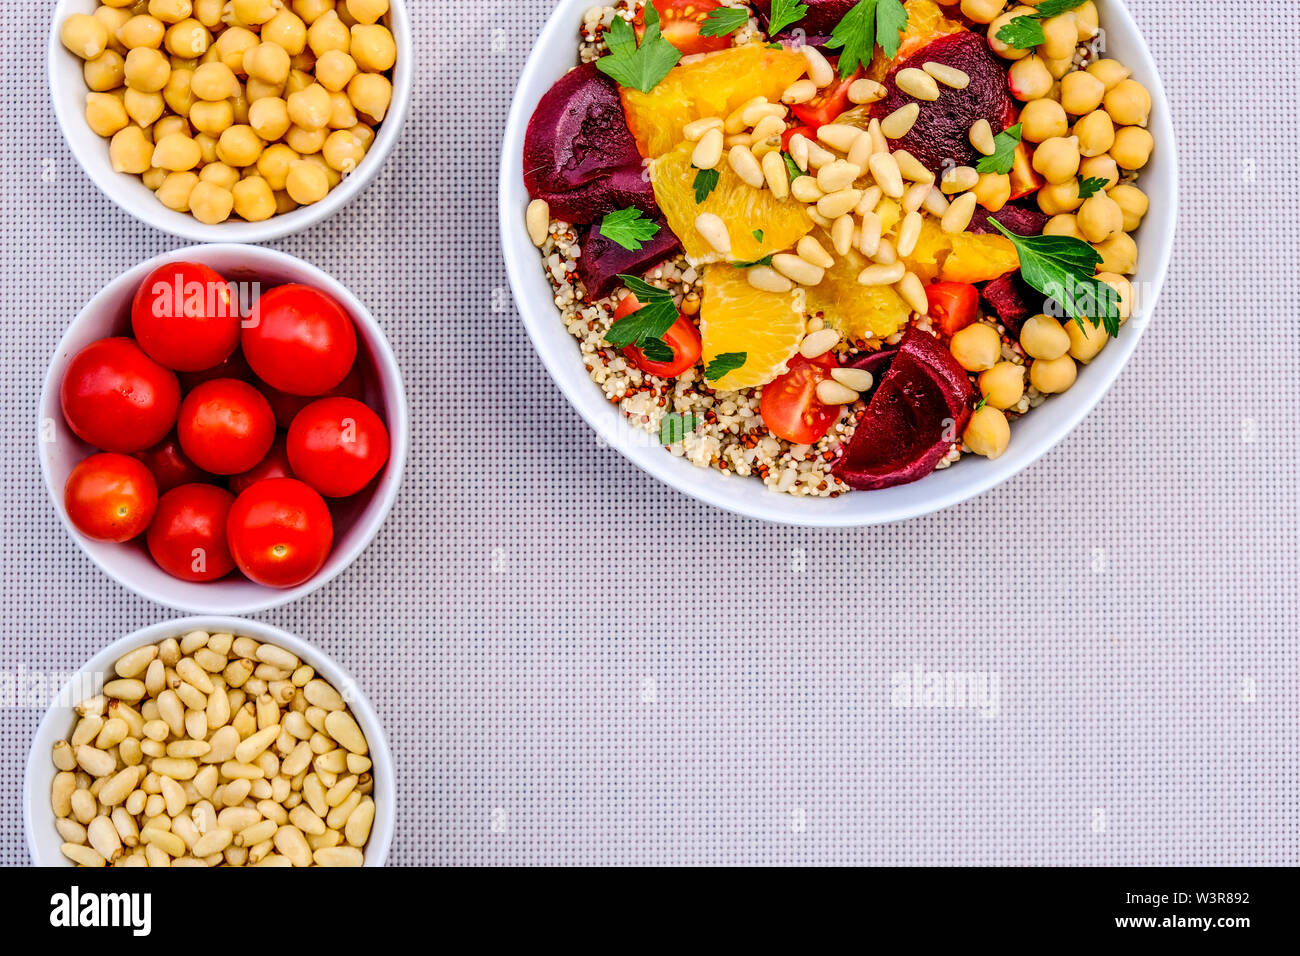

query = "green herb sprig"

[991,223,1121,337]
[598,207,660,251]
[596,6,682,93]
[826,0,910,79]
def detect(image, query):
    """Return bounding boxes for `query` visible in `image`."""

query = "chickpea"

[110,126,154,174]
[245,77,286,102]
[213,26,259,73]
[1078,154,1119,191]
[285,159,329,204]
[1076,192,1124,243]
[233,175,277,221]
[1103,79,1151,127]
[154,114,190,140]
[1093,232,1138,275]
[86,92,130,137]
[315,50,357,92]
[978,362,1025,410]
[1097,272,1133,323]
[328,91,357,128]
[193,0,225,28]
[1019,98,1068,143]
[230,88,250,124]
[349,123,375,150]
[1108,183,1149,232]
[170,55,199,72]
[349,24,395,72]
[217,125,265,166]
[257,143,300,190]
[155,170,199,210]
[285,68,315,95]
[124,47,171,92]
[194,132,220,164]
[84,50,126,92]
[1020,314,1070,360]
[294,0,337,27]
[199,162,241,190]
[1043,213,1084,240]
[1036,179,1082,215]
[142,165,168,190]
[164,19,210,58]
[291,50,318,73]
[964,405,1011,459]
[347,0,390,25]
[61,14,110,60]
[285,123,327,154]
[152,132,201,171]
[1087,58,1131,91]
[150,1,193,25]
[124,88,166,126]
[1072,110,1114,158]
[191,61,239,100]
[245,42,292,84]
[1059,71,1105,115]
[1066,316,1109,364]
[307,11,351,57]
[950,323,1002,372]
[1008,55,1052,101]
[189,98,235,136]
[301,152,342,187]
[1110,126,1154,170]
[274,189,300,214]
[1074,1,1099,40]
[162,67,194,114]
[287,83,333,130]
[94,7,132,55]
[117,15,165,50]
[988,7,1036,58]
[1031,135,1080,184]
[249,96,291,140]
[1029,354,1077,394]
[971,172,1010,212]
[233,0,280,25]
[1043,55,1074,80]
[1039,13,1078,60]
[188,181,234,224]
[264,11,309,55]
[322,129,365,172]
[347,72,391,121]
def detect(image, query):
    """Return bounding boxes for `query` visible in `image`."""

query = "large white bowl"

[499,0,1177,526]
[49,0,412,243]
[24,616,395,867]
[39,244,409,615]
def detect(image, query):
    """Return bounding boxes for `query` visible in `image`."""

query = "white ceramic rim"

[499,0,1178,527]
[38,243,409,615]
[23,615,395,866]
[48,0,413,244]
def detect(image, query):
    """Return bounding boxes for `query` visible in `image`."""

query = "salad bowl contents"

[513,0,1165,508]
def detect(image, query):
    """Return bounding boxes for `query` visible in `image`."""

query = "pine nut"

[345,797,375,848]
[923,62,970,89]
[897,211,924,257]
[682,116,723,141]
[274,824,313,867]
[848,78,887,104]
[691,127,724,169]
[724,133,752,148]
[314,846,365,867]
[969,119,996,156]
[817,187,863,219]
[76,745,116,778]
[115,644,158,679]
[857,211,883,256]
[816,380,860,405]
[747,266,794,293]
[806,207,832,228]
[790,175,823,203]
[942,191,978,233]
[724,96,766,134]
[141,826,186,858]
[832,214,855,256]
[180,631,209,655]
[801,45,834,87]
[695,213,732,255]
[728,144,764,188]
[893,149,934,183]
[858,261,906,285]
[525,201,551,247]
[773,253,825,287]
[867,117,888,154]
[797,235,835,269]
[800,328,842,358]
[789,133,810,170]
[782,78,818,104]
[762,150,789,199]
[817,159,861,193]
[874,238,898,265]
[902,182,931,214]
[855,185,883,215]
[816,124,859,153]
[897,271,929,313]
[750,115,786,148]
[922,187,950,217]
[895,67,940,101]
[742,102,785,127]
[88,816,123,862]
[832,367,875,392]
[52,772,76,817]
[324,711,369,756]
[941,165,979,194]
[104,678,146,702]
[847,130,873,168]
[881,103,920,139]
[868,152,904,197]
[177,657,214,694]
[62,842,107,867]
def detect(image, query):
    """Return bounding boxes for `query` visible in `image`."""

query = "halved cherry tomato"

[286,397,390,498]
[1008,142,1043,200]
[146,483,236,583]
[760,353,840,444]
[226,478,334,589]
[782,124,815,152]
[131,262,241,372]
[135,433,212,494]
[61,337,181,454]
[925,281,980,337]
[177,378,276,475]
[634,0,731,56]
[792,69,862,129]
[229,434,295,496]
[64,452,158,542]
[614,293,702,379]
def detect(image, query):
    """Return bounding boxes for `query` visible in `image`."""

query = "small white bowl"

[48,0,412,243]
[39,243,409,615]
[24,616,395,867]
[499,0,1177,526]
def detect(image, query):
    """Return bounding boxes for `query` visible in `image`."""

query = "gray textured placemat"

[1,0,1296,866]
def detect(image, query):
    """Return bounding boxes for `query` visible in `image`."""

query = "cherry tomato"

[176,350,254,393]
[229,434,295,496]
[61,338,181,454]
[1008,142,1043,200]
[634,0,731,56]
[781,124,815,151]
[134,433,212,494]
[792,70,863,129]
[262,364,366,430]
[760,353,840,444]
[613,293,702,379]
[925,281,980,337]
[146,483,236,583]
[177,378,276,475]
[227,478,334,589]
[287,398,390,498]
[242,284,357,397]
[64,452,158,542]
[131,262,241,372]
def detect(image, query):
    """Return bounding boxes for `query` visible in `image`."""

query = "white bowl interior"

[24,616,395,867]
[40,244,409,614]
[48,0,412,243]
[499,0,1177,526]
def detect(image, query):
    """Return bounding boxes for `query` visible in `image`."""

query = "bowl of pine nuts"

[25,617,395,867]
[49,0,411,243]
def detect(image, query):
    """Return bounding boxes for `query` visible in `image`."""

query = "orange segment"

[650,140,813,264]
[805,239,911,343]
[699,264,806,390]
[620,46,809,158]
[941,233,1020,282]
[866,0,966,82]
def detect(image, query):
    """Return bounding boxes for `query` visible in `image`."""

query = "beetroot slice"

[831,329,974,491]
[752,0,858,47]
[543,165,658,226]
[968,201,1049,238]
[980,271,1043,336]
[871,32,1016,177]
[576,211,682,300]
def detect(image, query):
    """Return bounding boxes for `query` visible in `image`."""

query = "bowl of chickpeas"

[49,0,411,243]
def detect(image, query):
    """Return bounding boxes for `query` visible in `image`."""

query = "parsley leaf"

[598,207,661,251]
[874,0,909,59]
[605,276,680,350]
[783,152,802,183]
[975,122,1022,175]
[731,255,774,268]
[659,412,698,445]
[995,15,1045,50]
[990,223,1121,338]
[768,0,810,36]
[595,7,682,93]
[640,337,675,362]
[704,351,747,383]
[826,0,910,79]
[752,229,764,242]
[693,167,720,203]
[1076,176,1108,199]
[700,6,751,38]
[1032,0,1087,17]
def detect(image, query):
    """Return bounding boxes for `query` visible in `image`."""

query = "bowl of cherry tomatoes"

[40,245,408,614]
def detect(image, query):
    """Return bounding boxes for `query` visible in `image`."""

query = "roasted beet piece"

[980,271,1044,336]
[575,211,682,300]
[871,31,1016,176]
[752,0,858,47]
[541,165,658,225]
[968,201,1049,238]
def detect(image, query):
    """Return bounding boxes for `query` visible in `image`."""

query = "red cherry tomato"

[262,363,366,430]
[760,353,840,444]
[781,124,815,151]
[287,397,390,498]
[176,350,254,393]
[925,281,980,337]
[242,284,357,397]
[134,433,212,493]
[146,483,236,583]
[177,378,276,475]
[613,293,703,379]
[64,453,158,542]
[229,434,295,496]
[633,0,731,56]
[792,70,863,129]
[61,338,181,453]
[227,478,334,589]
[131,262,241,372]
[1008,142,1043,200]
